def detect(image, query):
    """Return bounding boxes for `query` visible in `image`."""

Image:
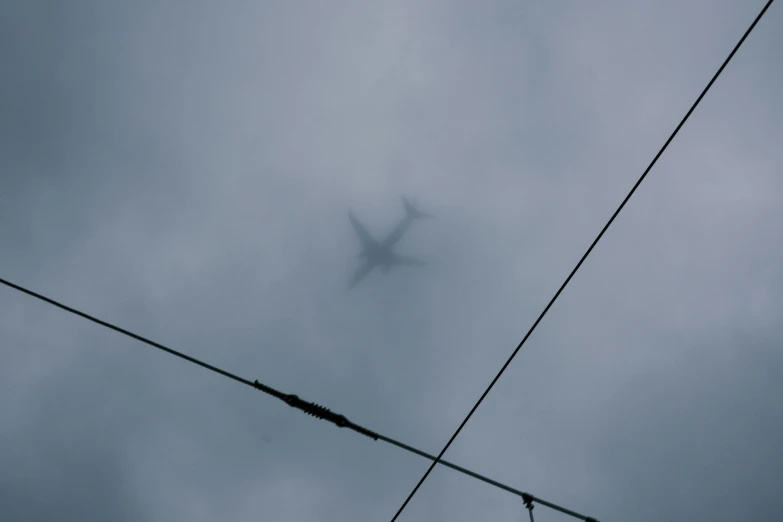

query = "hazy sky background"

[1,1,781,521]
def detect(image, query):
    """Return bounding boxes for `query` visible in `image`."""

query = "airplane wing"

[347,261,375,289]
[389,253,428,266]
[349,211,379,250]
[382,216,412,249]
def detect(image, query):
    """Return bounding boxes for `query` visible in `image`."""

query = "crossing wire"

[389,0,776,520]
[0,276,597,521]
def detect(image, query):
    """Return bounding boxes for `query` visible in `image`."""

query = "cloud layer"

[2,1,781,520]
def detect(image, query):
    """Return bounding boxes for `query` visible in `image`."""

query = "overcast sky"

[1,1,782,521]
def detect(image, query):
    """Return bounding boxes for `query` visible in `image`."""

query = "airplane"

[347,197,432,289]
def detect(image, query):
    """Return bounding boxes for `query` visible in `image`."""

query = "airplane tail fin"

[402,196,433,219]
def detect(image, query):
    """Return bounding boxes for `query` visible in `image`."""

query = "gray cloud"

[2,0,782,521]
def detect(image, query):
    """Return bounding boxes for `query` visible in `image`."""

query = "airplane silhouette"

[347,197,432,289]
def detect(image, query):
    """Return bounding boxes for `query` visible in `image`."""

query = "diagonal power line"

[0,276,598,521]
[389,1,776,520]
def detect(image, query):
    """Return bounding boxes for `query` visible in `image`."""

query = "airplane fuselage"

[359,246,397,268]
[346,197,431,289]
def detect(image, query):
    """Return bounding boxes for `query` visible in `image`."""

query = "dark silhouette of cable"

[0,276,597,521]
[389,1,776,520]
[524,494,535,522]
[0,277,252,387]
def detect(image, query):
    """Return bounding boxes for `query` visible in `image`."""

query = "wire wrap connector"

[283,394,348,426]
[253,380,379,440]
